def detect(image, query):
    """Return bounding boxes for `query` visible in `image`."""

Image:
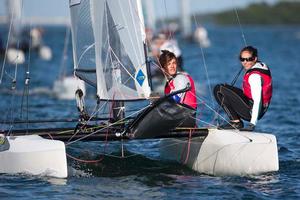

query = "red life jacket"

[165,73,197,109]
[243,65,272,107]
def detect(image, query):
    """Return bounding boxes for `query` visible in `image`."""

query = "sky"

[0,0,278,23]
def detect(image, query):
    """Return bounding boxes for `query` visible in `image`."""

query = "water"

[1,24,300,199]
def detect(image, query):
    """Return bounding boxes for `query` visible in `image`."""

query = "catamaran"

[0,0,278,178]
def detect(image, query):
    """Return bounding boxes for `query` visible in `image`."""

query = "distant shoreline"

[202,2,300,25]
[156,1,300,27]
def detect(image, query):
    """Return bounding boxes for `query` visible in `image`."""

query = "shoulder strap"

[246,67,271,76]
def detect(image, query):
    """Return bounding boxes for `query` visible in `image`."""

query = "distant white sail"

[7,0,23,46]
[70,0,151,101]
[180,0,192,38]
[143,0,156,31]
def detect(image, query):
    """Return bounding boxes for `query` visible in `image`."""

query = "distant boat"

[53,26,85,100]
[180,0,211,47]
[194,26,211,48]
[3,0,52,65]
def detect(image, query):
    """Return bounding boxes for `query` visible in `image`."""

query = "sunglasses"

[239,56,255,62]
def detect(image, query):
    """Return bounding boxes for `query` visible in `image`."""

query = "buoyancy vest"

[165,73,197,109]
[243,63,272,107]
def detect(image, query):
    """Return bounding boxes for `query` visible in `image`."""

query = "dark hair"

[240,46,258,58]
[159,50,177,69]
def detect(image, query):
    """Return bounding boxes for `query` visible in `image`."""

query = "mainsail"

[70,0,151,101]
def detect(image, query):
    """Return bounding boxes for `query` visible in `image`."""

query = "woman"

[214,46,272,131]
[159,50,197,109]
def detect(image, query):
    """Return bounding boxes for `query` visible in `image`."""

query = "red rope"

[180,128,195,164]
[64,97,117,164]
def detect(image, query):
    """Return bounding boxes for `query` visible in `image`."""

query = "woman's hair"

[240,46,258,58]
[159,50,177,69]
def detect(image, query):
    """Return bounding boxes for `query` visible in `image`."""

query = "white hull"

[160,129,279,176]
[0,135,68,178]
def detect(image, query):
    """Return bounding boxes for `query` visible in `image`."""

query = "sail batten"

[70,0,151,100]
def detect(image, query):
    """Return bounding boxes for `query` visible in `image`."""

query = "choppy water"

[1,24,300,199]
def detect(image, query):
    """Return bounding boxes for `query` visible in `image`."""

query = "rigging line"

[191,115,218,128]
[7,88,17,136]
[233,5,247,46]
[67,101,107,143]
[191,92,229,123]
[66,104,151,146]
[20,22,33,122]
[192,14,215,108]
[4,1,25,134]
[109,47,146,96]
[109,46,135,81]
[191,92,243,131]
[108,48,128,100]
[107,50,138,100]
[0,11,14,84]
[162,0,174,40]
[212,3,248,124]
[59,26,71,80]
[76,98,111,127]
[12,0,25,85]
[76,43,95,70]
[151,60,167,76]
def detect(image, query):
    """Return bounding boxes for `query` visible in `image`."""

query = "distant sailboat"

[3,0,53,65]
[53,26,85,100]
[180,0,210,47]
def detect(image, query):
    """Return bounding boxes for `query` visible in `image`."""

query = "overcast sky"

[0,0,278,19]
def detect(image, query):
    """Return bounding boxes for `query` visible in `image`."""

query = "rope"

[233,6,247,46]
[58,26,71,80]
[192,14,215,108]
[66,104,151,146]
[211,2,248,125]
[20,22,33,131]
[0,13,14,84]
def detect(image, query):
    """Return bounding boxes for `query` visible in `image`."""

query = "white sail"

[7,0,23,45]
[70,0,151,101]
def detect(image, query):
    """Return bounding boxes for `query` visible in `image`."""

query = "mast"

[180,0,192,38]
[143,0,156,31]
[7,0,23,47]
